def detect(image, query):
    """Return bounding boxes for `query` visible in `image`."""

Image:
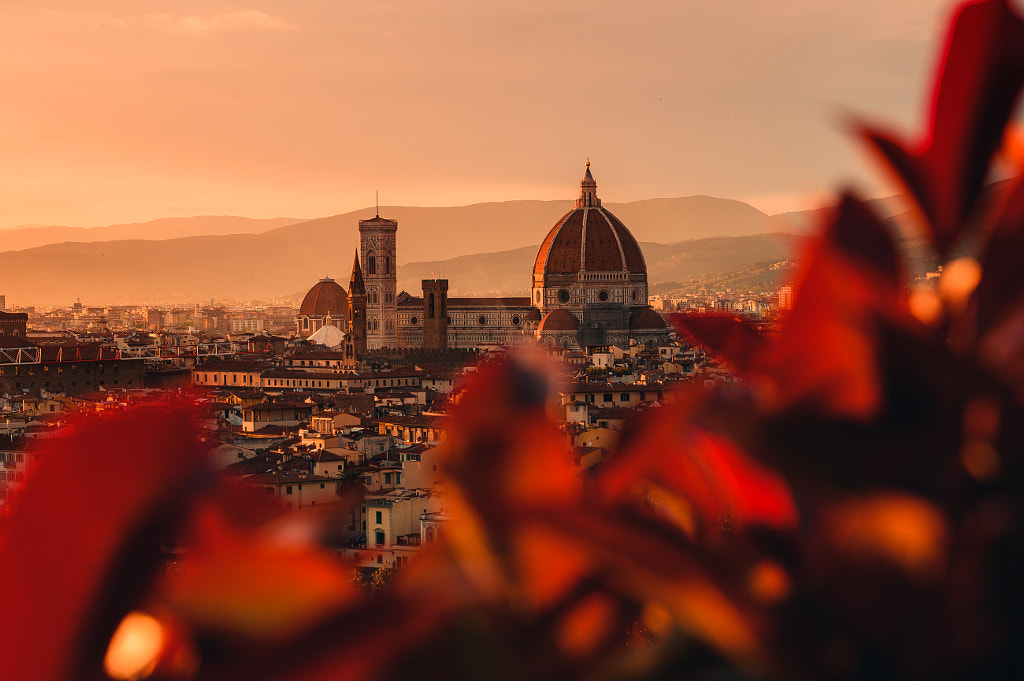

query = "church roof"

[299,277,348,317]
[307,323,347,348]
[533,164,646,278]
[538,309,580,332]
[349,250,365,295]
[629,308,667,330]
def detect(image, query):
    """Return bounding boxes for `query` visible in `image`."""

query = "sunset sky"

[1,1,956,229]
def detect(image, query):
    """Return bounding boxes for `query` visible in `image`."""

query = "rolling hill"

[0,196,792,306]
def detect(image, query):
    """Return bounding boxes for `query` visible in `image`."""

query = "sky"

[0,0,962,228]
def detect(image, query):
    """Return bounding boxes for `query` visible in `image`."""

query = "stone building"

[295,163,668,352]
[296,277,347,338]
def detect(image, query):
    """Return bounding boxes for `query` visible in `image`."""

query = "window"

[375,510,382,524]
[384,473,392,485]
[368,253,376,275]
[375,531,385,547]
[410,316,418,325]
[428,293,435,318]
[598,290,610,302]
[320,483,325,489]
[621,393,630,401]
[558,289,570,304]
[286,486,293,495]
[603,394,613,402]
[478,315,487,326]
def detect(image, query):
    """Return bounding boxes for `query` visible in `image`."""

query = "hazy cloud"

[147,9,295,35]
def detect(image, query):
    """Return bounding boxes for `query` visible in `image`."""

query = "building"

[294,163,669,352]
[296,277,348,338]
[0,312,27,338]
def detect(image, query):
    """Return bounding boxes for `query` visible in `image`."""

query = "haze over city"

[2,0,955,230]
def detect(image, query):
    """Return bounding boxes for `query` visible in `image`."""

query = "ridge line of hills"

[0,193,910,307]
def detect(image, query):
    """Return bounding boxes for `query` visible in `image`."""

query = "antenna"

[375,190,379,218]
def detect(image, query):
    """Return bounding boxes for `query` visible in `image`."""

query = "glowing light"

[103,611,165,681]
[938,258,982,312]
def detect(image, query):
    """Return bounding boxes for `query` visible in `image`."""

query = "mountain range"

[0,195,897,307]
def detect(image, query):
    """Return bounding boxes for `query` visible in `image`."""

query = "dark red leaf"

[863,0,1024,254]
[671,313,767,374]
[0,404,210,681]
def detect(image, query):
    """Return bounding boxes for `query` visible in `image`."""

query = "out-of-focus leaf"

[672,313,767,375]
[599,403,797,537]
[158,503,361,641]
[862,0,1024,254]
[757,194,906,420]
[0,404,209,681]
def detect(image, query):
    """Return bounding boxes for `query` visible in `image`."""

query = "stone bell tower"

[358,211,398,349]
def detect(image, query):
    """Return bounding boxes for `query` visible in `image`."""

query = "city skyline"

[1,0,954,229]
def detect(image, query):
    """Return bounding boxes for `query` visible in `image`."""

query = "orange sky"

[0,1,953,228]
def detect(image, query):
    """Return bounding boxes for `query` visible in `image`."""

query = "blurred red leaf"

[0,404,209,681]
[861,0,1024,254]
[672,313,767,374]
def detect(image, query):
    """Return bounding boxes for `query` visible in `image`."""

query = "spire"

[349,248,365,295]
[577,160,601,208]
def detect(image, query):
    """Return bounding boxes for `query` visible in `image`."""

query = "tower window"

[368,253,376,275]
[385,256,390,274]
[428,293,435,318]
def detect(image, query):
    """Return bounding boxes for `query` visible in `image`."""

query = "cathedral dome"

[533,164,646,278]
[299,277,348,317]
[538,309,579,332]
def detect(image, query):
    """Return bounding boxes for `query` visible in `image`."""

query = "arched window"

[384,256,390,274]
[367,252,376,275]
[428,293,435,318]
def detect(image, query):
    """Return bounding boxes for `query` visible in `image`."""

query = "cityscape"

[0,165,799,528]
[3,1,1023,681]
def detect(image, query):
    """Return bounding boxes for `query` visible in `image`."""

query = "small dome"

[629,308,666,330]
[299,277,348,317]
[524,308,542,322]
[538,309,580,332]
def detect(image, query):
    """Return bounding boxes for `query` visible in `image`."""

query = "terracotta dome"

[524,308,542,322]
[299,277,348,316]
[538,309,580,332]
[629,307,667,330]
[533,165,646,278]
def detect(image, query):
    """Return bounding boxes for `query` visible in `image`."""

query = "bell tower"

[358,210,398,349]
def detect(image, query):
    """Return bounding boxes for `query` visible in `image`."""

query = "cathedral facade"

[296,164,668,351]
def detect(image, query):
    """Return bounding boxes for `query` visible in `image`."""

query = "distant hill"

[0,196,793,306]
[256,195,778,266]
[399,233,802,297]
[0,216,303,253]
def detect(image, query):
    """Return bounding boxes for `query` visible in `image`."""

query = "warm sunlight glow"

[103,611,165,681]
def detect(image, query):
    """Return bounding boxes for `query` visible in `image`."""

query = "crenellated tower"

[421,279,449,350]
[358,212,398,349]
